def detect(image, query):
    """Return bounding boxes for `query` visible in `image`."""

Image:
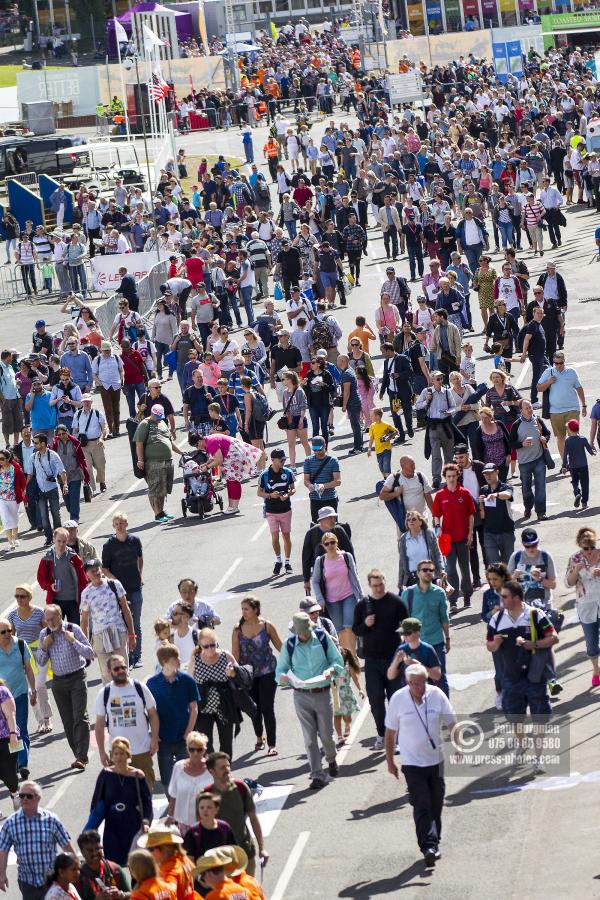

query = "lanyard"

[410,693,436,750]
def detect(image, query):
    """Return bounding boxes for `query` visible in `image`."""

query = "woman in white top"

[565,526,600,687]
[169,601,197,667]
[212,326,239,374]
[286,130,300,171]
[413,297,435,350]
[44,854,83,900]
[448,371,480,455]
[165,731,212,833]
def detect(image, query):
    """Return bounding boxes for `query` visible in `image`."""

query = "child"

[182,458,210,498]
[347,316,377,353]
[367,407,398,476]
[182,793,235,881]
[41,260,54,294]
[153,618,171,672]
[208,401,230,434]
[481,562,509,710]
[490,341,509,375]
[332,648,363,744]
[460,342,476,385]
[561,418,596,509]
[299,275,316,312]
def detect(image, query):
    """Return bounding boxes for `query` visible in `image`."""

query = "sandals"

[255,738,266,751]
[267,747,278,756]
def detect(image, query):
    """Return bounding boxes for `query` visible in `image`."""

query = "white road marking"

[336,701,371,766]
[46,776,76,810]
[515,360,531,389]
[448,670,495,691]
[251,521,269,543]
[211,557,243,593]
[270,830,311,900]
[254,784,294,837]
[471,770,600,795]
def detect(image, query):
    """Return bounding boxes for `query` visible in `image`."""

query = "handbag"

[535,416,555,469]
[277,388,297,431]
[163,349,177,371]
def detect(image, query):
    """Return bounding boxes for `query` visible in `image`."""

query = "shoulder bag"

[277,388,297,431]
[541,366,552,419]
[535,416,555,469]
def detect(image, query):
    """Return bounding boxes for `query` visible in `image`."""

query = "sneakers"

[10,794,19,811]
[495,692,503,711]
[309,777,327,790]
[272,561,283,576]
[574,492,581,508]
[523,507,532,519]
[285,562,293,574]
[533,759,546,776]
[373,736,385,751]
[99,482,107,493]
[548,680,563,697]
[424,849,437,869]
[328,760,339,777]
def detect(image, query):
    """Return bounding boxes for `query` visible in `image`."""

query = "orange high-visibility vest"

[264,142,279,157]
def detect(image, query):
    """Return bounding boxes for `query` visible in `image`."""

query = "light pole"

[123,55,155,198]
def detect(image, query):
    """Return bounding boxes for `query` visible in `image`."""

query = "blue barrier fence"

[7,180,44,230]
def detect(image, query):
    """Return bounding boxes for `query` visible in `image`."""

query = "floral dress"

[475,266,498,311]
[332,664,359,717]
[356,376,376,425]
[204,434,263,483]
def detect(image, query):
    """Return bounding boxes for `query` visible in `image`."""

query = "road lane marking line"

[271,831,311,900]
[515,360,530,389]
[251,521,269,543]
[336,701,371,765]
[255,784,294,837]
[211,557,243,593]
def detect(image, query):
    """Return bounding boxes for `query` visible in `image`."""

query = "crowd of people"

[1,26,600,897]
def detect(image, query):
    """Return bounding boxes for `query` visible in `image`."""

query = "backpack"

[102,679,148,728]
[311,319,333,350]
[251,390,270,422]
[286,627,329,660]
[396,277,410,302]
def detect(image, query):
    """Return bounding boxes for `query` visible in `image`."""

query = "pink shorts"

[267,510,293,534]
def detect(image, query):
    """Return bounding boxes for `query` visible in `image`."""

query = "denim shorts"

[377,449,392,474]
[320,270,338,289]
[326,594,357,631]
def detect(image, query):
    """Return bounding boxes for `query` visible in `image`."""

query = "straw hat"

[137,824,183,849]
[191,846,237,877]
[218,845,248,877]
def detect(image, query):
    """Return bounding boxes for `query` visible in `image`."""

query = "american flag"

[148,70,169,103]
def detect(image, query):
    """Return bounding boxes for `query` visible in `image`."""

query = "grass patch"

[179,153,244,195]
[0,63,62,88]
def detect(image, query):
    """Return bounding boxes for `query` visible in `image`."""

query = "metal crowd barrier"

[94,257,170,341]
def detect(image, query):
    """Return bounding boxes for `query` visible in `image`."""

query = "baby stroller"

[179,449,224,519]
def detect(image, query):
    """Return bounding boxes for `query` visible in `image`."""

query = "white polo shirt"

[385,684,454,767]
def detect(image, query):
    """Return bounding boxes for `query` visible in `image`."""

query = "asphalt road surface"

[2,119,600,899]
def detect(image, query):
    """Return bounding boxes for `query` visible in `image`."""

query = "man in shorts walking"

[134,404,183,523]
[257,449,296,576]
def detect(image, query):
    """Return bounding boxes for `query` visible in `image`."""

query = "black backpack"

[102,679,148,727]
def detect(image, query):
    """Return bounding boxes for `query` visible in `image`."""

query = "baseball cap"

[521,528,539,546]
[35,319,45,328]
[311,436,326,451]
[81,393,93,401]
[299,597,321,614]
[454,443,468,454]
[398,617,422,634]
[83,557,102,569]
[386,266,395,273]
[316,349,327,358]
[62,520,78,529]
[482,462,498,473]
[151,404,165,419]
[414,326,426,334]
[566,418,579,432]
[270,449,286,460]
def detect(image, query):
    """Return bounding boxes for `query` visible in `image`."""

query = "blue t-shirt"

[146,671,200,742]
[340,368,361,409]
[595,226,600,250]
[27,391,57,430]
[539,366,581,414]
[394,640,440,687]
[303,453,340,501]
[0,639,31,699]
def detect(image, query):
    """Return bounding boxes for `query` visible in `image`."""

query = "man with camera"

[28,433,67,546]
[415,372,457,489]
[352,569,408,751]
[72,394,108,495]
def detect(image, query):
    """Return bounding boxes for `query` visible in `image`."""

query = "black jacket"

[302,522,354,582]
[536,272,567,309]
[380,353,412,398]
[352,593,409,660]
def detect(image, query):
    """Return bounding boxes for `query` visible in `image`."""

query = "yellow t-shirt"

[369,420,395,454]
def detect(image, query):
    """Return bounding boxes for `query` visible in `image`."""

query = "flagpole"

[114,18,131,140]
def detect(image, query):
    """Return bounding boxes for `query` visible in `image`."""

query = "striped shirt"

[7,607,46,645]
[0,809,71,887]
[523,201,545,226]
[36,623,94,675]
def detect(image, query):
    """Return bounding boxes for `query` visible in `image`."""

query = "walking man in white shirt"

[385,664,455,869]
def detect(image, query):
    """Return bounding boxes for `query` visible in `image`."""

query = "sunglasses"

[18,793,36,799]
[111,665,127,672]
[14,594,28,599]
[0,629,10,636]
[419,568,435,573]
[189,747,205,753]
[323,540,337,546]
[201,643,217,650]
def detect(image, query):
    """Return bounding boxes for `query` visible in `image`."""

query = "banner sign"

[386,71,424,104]
[90,251,157,292]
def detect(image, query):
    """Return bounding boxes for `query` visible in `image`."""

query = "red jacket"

[121,349,147,386]
[51,434,90,484]
[36,547,88,605]
[8,459,27,504]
